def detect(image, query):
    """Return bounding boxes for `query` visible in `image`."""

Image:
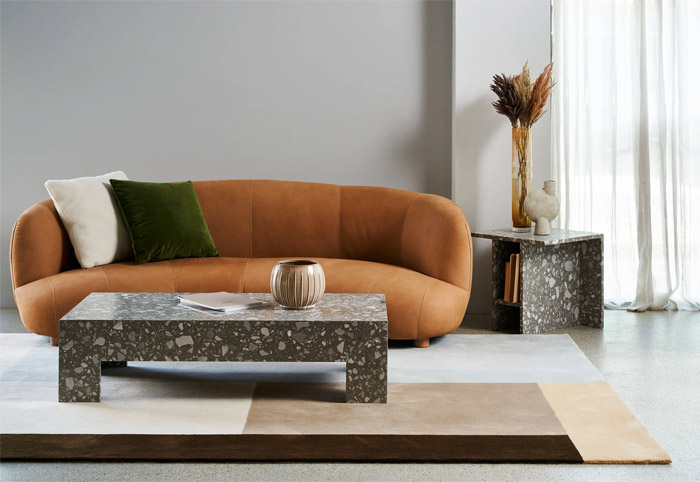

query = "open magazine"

[178,292,264,313]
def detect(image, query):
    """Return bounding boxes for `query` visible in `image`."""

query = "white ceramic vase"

[270,260,325,309]
[523,180,560,236]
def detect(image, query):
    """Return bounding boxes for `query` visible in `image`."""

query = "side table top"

[471,228,603,245]
[61,292,387,324]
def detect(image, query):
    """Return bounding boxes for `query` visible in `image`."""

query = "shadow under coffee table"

[58,292,388,403]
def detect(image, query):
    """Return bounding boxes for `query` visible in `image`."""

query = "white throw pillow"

[45,171,132,268]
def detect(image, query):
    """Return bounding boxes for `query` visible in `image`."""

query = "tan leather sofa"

[10,180,472,347]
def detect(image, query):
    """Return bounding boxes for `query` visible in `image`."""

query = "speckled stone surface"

[473,228,603,246]
[476,229,604,334]
[59,293,387,403]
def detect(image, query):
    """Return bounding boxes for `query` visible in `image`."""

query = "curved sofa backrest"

[193,180,471,291]
[193,180,342,260]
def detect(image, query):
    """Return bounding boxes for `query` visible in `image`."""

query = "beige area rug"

[0,334,670,463]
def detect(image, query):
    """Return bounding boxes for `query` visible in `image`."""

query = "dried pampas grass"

[490,74,522,128]
[514,62,532,108]
[491,62,555,128]
[522,62,555,127]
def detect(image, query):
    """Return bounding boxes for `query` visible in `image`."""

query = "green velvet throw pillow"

[109,179,219,264]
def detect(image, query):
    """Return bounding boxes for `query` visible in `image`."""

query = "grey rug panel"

[0,333,603,384]
[0,334,41,377]
[389,334,605,383]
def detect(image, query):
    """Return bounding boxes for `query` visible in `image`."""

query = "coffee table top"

[61,292,388,324]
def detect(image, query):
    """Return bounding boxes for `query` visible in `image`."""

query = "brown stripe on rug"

[0,434,582,462]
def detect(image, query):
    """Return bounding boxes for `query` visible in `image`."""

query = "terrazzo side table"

[472,229,604,334]
[58,292,387,404]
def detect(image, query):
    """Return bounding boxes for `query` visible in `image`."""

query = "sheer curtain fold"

[552,0,699,311]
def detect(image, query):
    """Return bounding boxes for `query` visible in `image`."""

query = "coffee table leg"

[346,343,387,403]
[58,341,101,402]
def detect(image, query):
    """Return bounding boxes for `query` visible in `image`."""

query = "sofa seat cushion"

[102,257,248,293]
[14,257,468,341]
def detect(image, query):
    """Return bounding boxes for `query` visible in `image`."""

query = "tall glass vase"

[511,127,532,232]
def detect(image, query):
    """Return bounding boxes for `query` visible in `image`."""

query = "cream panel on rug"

[539,382,671,464]
[0,380,255,434]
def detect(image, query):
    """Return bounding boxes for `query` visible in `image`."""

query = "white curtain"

[551,0,700,311]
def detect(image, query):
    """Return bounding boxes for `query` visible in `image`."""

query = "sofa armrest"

[400,194,472,292]
[9,199,78,290]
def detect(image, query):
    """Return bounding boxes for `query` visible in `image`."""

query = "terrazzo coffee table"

[58,292,388,403]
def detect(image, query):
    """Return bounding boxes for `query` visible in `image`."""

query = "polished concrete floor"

[1,308,698,481]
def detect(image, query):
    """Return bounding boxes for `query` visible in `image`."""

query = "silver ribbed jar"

[270,260,325,309]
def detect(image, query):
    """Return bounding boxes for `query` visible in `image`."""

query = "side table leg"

[521,242,585,333]
[346,338,387,403]
[579,238,604,328]
[492,240,520,331]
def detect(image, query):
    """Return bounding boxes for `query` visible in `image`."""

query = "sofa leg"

[414,338,430,348]
[50,336,58,346]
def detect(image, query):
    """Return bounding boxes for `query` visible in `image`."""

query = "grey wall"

[0,0,452,308]
[454,0,552,313]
